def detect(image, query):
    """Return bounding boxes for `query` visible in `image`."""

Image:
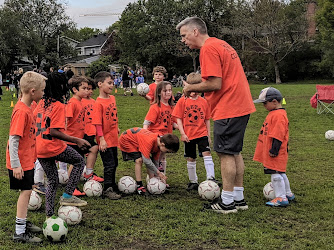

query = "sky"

[0,0,137,30]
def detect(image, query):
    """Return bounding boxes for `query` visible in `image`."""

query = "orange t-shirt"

[147,82,157,104]
[34,100,67,158]
[253,109,289,172]
[6,101,37,171]
[82,98,96,136]
[119,128,160,160]
[92,95,118,147]
[172,96,210,140]
[144,103,174,136]
[31,101,38,113]
[65,97,85,145]
[200,37,256,120]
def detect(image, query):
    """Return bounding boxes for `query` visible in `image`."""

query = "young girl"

[34,72,90,218]
[143,81,178,180]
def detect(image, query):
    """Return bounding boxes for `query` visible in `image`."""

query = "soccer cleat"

[26,221,42,233]
[136,186,147,195]
[13,232,43,243]
[266,197,289,207]
[234,199,249,211]
[186,182,199,191]
[207,177,222,187]
[84,173,104,183]
[204,200,237,214]
[59,196,87,207]
[286,194,295,201]
[73,188,86,196]
[33,183,46,195]
[103,187,121,200]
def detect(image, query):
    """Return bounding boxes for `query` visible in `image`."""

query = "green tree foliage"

[86,55,114,78]
[63,27,102,42]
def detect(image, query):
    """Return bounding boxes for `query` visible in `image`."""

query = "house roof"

[76,33,109,48]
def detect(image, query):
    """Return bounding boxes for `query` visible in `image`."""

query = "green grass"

[0,81,334,249]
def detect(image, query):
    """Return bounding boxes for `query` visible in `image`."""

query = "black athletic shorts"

[84,134,97,147]
[123,80,130,88]
[8,168,34,190]
[263,167,285,174]
[213,114,250,155]
[184,136,211,159]
[122,151,142,162]
[68,144,87,157]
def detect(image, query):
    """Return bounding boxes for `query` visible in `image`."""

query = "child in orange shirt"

[119,127,180,195]
[92,71,121,200]
[6,71,46,243]
[253,87,295,207]
[35,72,89,218]
[140,66,167,104]
[172,73,217,191]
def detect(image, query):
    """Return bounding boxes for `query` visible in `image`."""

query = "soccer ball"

[58,206,82,225]
[118,176,136,194]
[198,180,220,201]
[136,83,149,96]
[325,130,334,140]
[83,180,103,197]
[58,169,69,185]
[147,177,166,195]
[80,166,87,181]
[28,191,42,210]
[263,182,276,200]
[43,215,68,242]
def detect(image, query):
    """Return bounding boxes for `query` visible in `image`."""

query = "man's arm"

[183,76,221,96]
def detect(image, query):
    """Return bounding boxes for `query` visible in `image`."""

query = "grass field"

[0,80,333,249]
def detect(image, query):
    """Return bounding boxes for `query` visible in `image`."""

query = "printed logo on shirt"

[158,110,171,129]
[76,109,85,124]
[183,105,205,126]
[84,103,93,123]
[260,122,269,136]
[29,121,36,138]
[105,103,118,123]
[220,43,238,60]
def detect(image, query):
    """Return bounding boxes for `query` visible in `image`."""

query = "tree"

[63,27,102,42]
[86,56,114,78]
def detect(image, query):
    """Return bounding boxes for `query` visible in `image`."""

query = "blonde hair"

[186,72,202,84]
[20,71,47,94]
[152,66,167,78]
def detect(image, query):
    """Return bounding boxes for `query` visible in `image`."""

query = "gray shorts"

[213,114,250,155]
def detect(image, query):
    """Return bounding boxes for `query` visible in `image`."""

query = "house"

[76,33,112,56]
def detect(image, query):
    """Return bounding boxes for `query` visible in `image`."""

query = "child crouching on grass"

[253,87,295,207]
[6,71,46,243]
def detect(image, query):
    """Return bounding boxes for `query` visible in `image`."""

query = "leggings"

[38,146,85,217]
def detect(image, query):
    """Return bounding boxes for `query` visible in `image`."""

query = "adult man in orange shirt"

[176,17,256,214]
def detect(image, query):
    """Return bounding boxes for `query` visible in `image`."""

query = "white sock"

[233,186,244,201]
[271,174,287,199]
[221,190,234,205]
[58,162,68,171]
[187,161,198,183]
[86,167,93,175]
[280,173,293,196]
[34,159,44,184]
[203,156,215,179]
[15,217,26,235]
[160,160,167,174]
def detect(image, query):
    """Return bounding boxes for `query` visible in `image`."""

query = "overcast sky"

[0,0,137,30]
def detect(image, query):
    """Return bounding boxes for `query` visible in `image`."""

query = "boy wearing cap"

[253,87,295,207]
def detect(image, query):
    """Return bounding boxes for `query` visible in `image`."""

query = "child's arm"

[177,118,189,142]
[142,155,167,182]
[205,119,211,145]
[269,138,282,157]
[95,125,108,152]
[143,120,151,130]
[50,128,90,150]
[8,135,24,180]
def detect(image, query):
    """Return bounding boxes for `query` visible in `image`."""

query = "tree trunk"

[274,62,282,84]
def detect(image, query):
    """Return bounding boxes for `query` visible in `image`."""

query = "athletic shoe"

[73,188,86,196]
[33,183,46,195]
[59,196,87,207]
[158,166,164,172]
[204,200,237,214]
[136,186,147,195]
[266,197,289,207]
[207,177,222,187]
[103,187,121,200]
[13,232,42,243]
[286,194,295,201]
[234,199,249,211]
[84,173,104,183]
[131,92,134,96]
[26,221,42,233]
[186,182,199,191]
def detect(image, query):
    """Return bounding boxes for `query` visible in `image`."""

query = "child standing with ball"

[140,66,167,104]
[253,87,295,207]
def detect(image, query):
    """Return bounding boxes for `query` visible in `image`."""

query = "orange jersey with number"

[65,97,85,144]
[82,98,96,136]
[34,100,67,158]
[6,101,37,171]
[144,103,174,136]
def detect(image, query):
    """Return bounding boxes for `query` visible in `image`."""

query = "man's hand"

[13,167,24,180]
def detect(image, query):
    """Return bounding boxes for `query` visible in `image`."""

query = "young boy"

[92,71,121,199]
[6,71,46,243]
[172,73,217,191]
[119,127,179,195]
[253,87,295,207]
[140,66,167,104]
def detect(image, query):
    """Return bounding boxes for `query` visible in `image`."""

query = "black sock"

[136,181,143,187]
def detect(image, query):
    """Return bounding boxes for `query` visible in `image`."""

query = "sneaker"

[73,188,86,196]
[130,92,134,96]
[13,232,42,243]
[266,197,289,207]
[84,173,104,183]
[186,182,199,191]
[33,183,46,195]
[204,200,237,214]
[286,194,295,201]
[26,221,42,233]
[207,177,222,187]
[136,186,147,195]
[103,187,121,200]
[59,196,87,207]
[234,199,249,211]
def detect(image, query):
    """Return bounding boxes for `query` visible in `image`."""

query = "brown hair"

[94,71,113,87]
[186,72,202,84]
[68,76,89,94]
[160,134,180,153]
[153,81,174,107]
[152,66,167,78]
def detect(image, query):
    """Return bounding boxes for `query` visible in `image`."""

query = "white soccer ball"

[83,180,103,197]
[198,180,220,201]
[28,191,42,210]
[58,169,69,185]
[147,177,166,195]
[263,182,276,200]
[43,216,68,242]
[58,206,82,225]
[136,83,149,96]
[80,166,87,181]
[118,176,136,194]
[325,130,334,140]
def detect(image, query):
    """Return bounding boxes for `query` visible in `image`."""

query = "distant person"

[122,65,133,96]
[66,68,74,79]
[136,74,144,84]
